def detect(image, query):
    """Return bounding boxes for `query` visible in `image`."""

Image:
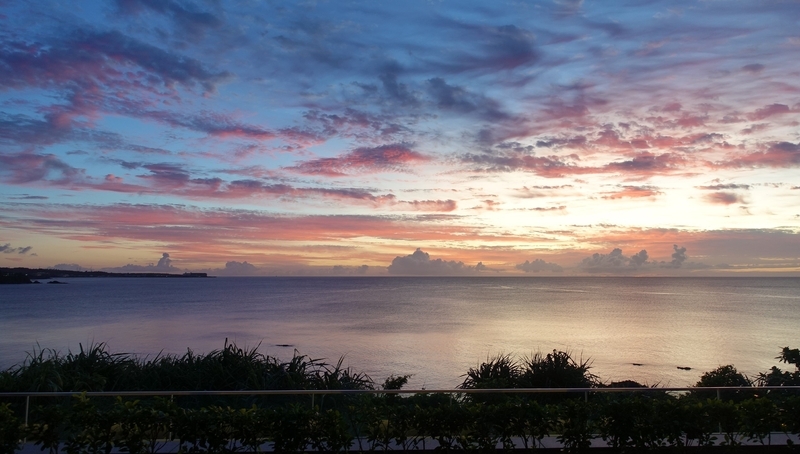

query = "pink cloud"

[601,186,662,199]
[0,151,84,184]
[715,141,800,168]
[465,150,690,178]
[395,199,457,212]
[1,204,492,247]
[705,192,744,205]
[747,103,791,121]
[288,143,429,176]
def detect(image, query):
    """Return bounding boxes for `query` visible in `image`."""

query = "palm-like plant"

[519,350,597,389]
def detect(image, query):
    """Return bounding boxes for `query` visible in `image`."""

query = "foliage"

[519,350,598,389]
[460,350,598,398]
[757,347,800,386]
[3,345,800,451]
[0,402,22,454]
[461,354,521,390]
[556,398,597,452]
[0,341,376,394]
[597,393,670,451]
[694,364,752,401]
[696,365,751,388]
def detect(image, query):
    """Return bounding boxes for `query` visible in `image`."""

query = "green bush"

[0,402,22,454]
[5,345,800,451]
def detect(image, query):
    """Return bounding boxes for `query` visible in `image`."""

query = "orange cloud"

[601,186,662,199]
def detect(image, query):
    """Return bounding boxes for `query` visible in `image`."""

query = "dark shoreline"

[0,267,211,284]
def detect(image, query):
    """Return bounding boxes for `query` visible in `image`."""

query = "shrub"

[758,347,800,387]
[461,354,521,390]
[0,403,22,454]
[519,350,597,389]
[694,364,752,401]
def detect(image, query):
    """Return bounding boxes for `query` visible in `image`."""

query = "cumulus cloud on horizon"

[515,258,563,273]
[214,260,260,276]
[52,263,86,271]
[102,252,181,273]
[578,245,695,272]
[331,264,370,275]
[387,248,483,275]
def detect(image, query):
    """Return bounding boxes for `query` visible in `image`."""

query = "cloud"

[287,143,428,176]
[601,186,662,200]
[102,252,180,273]
[387,248,480,275]
[216,261,259,276]
[425,77,509,121]
[395,199,457,212]
[715,142,800,169]
[156,252,172,268]
[705,192,745,205]
[530,205,566,212]
[696,184,750,190]
[432,21,540,74]
[630,249,649,266]
[140,110,275,140]
[0,152,84,184]
[553,0,584,16]
[667,244,687,268]
[52,263,86,271]
[463,150,688,178]
[115,0,223,39]
[0,29,231,94]
[0,243,34,255]
[377,63,419,107]
[741,63,765,74]
[331,264,369,275]
[747,103,792,121]
[579,248,652,272]
[515,258,563,273]
[0,203,495,247]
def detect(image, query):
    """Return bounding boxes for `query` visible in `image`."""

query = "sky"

[1,0,799,276]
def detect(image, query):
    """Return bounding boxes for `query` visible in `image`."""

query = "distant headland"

[0,267,211,284]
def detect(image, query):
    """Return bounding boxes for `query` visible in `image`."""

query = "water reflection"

[1,276,798,388]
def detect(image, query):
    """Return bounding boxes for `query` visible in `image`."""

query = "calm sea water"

[1,276,798,388]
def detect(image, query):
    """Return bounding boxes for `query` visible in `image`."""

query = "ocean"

[1,276,798,388]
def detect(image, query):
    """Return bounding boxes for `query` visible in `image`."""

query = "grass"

[0,340,373,393]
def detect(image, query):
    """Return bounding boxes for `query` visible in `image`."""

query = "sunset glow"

[1,0,798,275]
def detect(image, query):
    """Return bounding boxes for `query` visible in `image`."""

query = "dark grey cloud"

[1,243,34,255]
[742,63,765,74]
[115,0,223,39]
[630,249,648,266]
[378,63,420,107]
[0,152,84,184]
[53,263,86,271]
[331,264,369,275]
[102,252,180,273]
[579,248,651,272]
[426,77,509,121]
[667,245,687,269]
[219,260,259,276]
[697,184,751,190]
[578,245,696,272]
[705,192,745,205]
[287,143,427,177]
[156,252,172,269]
[0,29,231,94]
[515,258,563,273]
[387,248,479,275]
[434,21,540,73]
[7,195,49,200]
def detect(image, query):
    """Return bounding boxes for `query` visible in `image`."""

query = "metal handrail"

[4,386,799,447]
